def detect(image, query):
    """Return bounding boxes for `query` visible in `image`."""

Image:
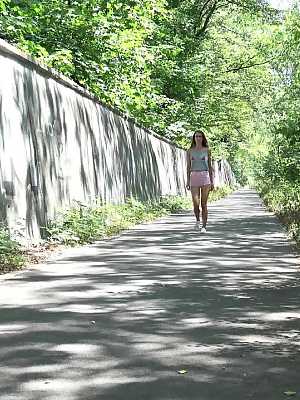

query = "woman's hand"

[210,183,215,191]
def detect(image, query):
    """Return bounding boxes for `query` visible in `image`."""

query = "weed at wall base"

[46,195,191,246]
[0,186,234,272]
[0,226,26,273]
[256,182,300,249]
[46,187,233,246]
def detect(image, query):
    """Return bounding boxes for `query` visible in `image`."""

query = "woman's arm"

[186,150,191,189]
[208,149,214,190]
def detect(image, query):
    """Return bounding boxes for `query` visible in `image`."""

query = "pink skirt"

[190,171,211,187]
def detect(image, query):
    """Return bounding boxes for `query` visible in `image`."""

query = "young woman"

[186,130,214,232]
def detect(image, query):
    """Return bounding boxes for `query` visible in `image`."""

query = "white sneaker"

[200,226,207,233]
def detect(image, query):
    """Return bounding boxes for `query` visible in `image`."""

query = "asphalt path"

[0,189,299,400]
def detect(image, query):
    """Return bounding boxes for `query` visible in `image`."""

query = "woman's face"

[195,132,203,145]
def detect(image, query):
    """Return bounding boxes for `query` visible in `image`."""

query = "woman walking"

[186,130,214,232]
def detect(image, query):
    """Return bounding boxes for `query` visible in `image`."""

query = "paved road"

[0,189,299,400]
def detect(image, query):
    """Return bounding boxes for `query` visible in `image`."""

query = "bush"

[46,187,233,245]
[257,181,300,246]
[0,225,25,273]
[46,195,187,245]
[0,187,234,273]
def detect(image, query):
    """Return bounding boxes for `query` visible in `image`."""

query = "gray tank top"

[190,149,209,171]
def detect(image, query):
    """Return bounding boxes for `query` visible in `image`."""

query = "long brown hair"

[190,130,208,148]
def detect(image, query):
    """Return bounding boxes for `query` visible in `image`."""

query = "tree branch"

[198,0,214,19]
[195,0,219,38]
[226,59,271,73]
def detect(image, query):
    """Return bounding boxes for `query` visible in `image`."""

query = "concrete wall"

[0,39,235,244]
[213,159,237,188]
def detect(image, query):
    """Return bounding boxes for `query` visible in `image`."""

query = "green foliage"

[0,188,233,273]
[247,7,300,248]
[210,185,234,201]
[1,0,298,245]
[253,131,300,245]
[46,195,189,245]
[256,181,300,245]
[0,226,25,272]
[46,188,231,245]
[0,0,278,154]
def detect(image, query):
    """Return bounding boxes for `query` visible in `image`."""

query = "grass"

[256,182,300,249]
[0,186,234,273]
[46,187,234,246]
[0,225,26,274]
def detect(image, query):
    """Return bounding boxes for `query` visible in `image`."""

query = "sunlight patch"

[263,312,300,321]
[53,343,101,356]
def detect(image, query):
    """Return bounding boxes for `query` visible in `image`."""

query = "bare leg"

[200,185,210,227]
[191,187,201,222]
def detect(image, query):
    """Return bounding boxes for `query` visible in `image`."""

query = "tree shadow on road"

[0,191,299,400]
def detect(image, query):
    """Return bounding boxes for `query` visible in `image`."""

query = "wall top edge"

[0,38,185,151]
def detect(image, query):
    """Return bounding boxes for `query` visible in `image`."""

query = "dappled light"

[0,190,299,399]
[0,41,192,243]
[0,0,299,397]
